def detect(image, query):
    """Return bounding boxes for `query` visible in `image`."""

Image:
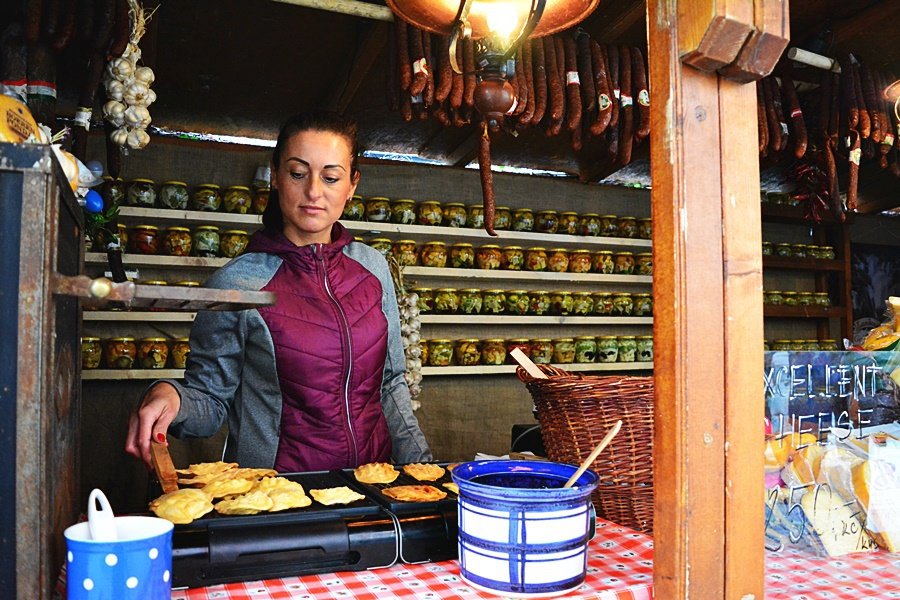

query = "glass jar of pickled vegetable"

[820,246,836,260]
[524,247,548,271]
[568,249,592,273]
[774,243,792,257]
[365,196,391,222]
[101,176,126,206]
[575,336,597,363]
[612,292,633,316]
[443,202,468,227]
[762,242,773,256]
[459,289,483,314]
[535,210,559,234]
[391,240,418,266]
[428,339,454,366]
[434,288,460,313]
[500,246,524,270]
[547,248,569,273]
[797,291,814,306]
[597,336,618,363]
[506,339,531,364]
[803,340,821,351]
[782,291,799,306]
[128,225,159,255]
[530,339,554,364]
[81,337,102,369]
[163,226,192,256]
[138,337,169,369]
[559,212,579,235]
[224,185,252,214]
[599,215,619,237]
[593,292,614,315]
[390,199,417,224]
[550,291,574,315]
[253,186,271,215]
[412,287,434,313]
[466,203,484,228]
[592,250,615,274]
[771,340,792,351]
[790,340,805,352]
[578,213,601,236]
[638,218,652,239]
[420,340,429,366]
[476,245,502,270]
[341,194,365,220]
[617,216,637,238]
[191,183,222,212]
[127,178,156,207]
[635,252,653,275]
[763,340,770,351]
[513,208,535,232]
[192,225,220,257]
[572,292,594,315]
[813,292,830,307]
[450,243,475,268]
[613,251,635,274]
[482,289,506,314]
[420,241,447,268]
[506,290,530,315]
[494,206,512,230]
[455,339,481,366]
[171,338,191,369]
[482,339,507,365]
[529,291,551,315]
[633,293,653,316]
[552,338,576,363]
[636,336,654,362]
[791,244,807,258]
[820,339,840,351]
[220,230,250,258]
[105,337,137,369]
[765,290,783,305]
[617,336,637,362]
[368,237,392,258]
[158,181,189,210]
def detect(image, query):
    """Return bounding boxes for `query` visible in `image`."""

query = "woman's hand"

[125,382,182,468]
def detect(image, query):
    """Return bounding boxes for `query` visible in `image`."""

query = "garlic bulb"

[105,79,125,101]
[102,100,126,127]
[144,89,157,106]
[123,81,151,106]
[126,128,150,149]
[124,105,151,128]
[133,66,155,85]
[108,57,133,80]
[395,289,422,406]
[109,126,129,146]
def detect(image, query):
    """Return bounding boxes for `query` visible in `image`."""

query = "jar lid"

[581,213,600,217]
[762,241,772,245]
[484,338,506,343]
[633,292,651,297]
[526,246,546,251]
[133,224,158,230]
[162,181,187,186]
[227,185,251,191]
[549,247,569,252]
[435,287,458,292]
[130,178,155,184]
[479,244,500,249]
[531,338,552,342]
[600,214,617,218]
[618,335,637,339]
[553,290,572,295]
[411,287,432,292]
[637,335,654,340]
[766,290,782,294]
[367,196,390,201]
[574,291,593,296]
[460,288,482,293]
[537,209,557,214]
[782,291,798,295]
[502,245,523,250]
[618,216,636,220]
[495,206,510,211]
[352,194,363,200]
[560,211,578,216]
[194,225,220,231]
[173,337,190,342]
[613,291,631,296]
[569,249,591,254]
[175,281,200,286]
[599,335,618,339]
[140,337,169,342]
[575,336,595,341]
[430,338,453,343]
[636,252,653,257]
[595,250,613,254]
[423,240,446,246]
[395,239,416,244]
[791,243,807,247]
[797,291,813,295]
[775,242,792,247]
[552,338,574,343]
[419,199,440,205]
[615,251,634,256]
[81,337,100,342]
[508,338,530,343]
[140,280,168,285]
[457,338,480,343]
[107,337,135,342]
[444,202,465,207]
[531,290,550,295]
[592,291,612,296]
[223,229,249,235]
[258,186,271,192]
[197,183,220,189]
[773,339,792,343]
[452,242,473,247]
[813,292,829,296]
[820,339,838,343]
[514,207,533,213]
[393,198,415,204]
[639,217,652,221]
[466,203,483,209]
[484,289,505,293]
[166,226,191,232]
[803,339,819,343]
[369,237,392,243]
[508,289,529,294]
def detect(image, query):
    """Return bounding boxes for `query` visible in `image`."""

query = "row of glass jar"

[346,196,651,239]
[422,335,653,367]
[415,288,653,317]
[103,177,269,215]
[763,290,832,307]
[370,239,651,275]
[124,224,250,258]
[81,336,190,370]
[764,339,842,352]
[762,242,836,260]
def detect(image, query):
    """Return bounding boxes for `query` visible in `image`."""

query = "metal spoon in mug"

[87,488,118,541]
[563,420,623,488]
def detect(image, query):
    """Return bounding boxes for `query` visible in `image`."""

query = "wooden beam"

[270,0,393,21]
[649,0,765,597]
[678,0,753,72]
[720,0,790,82]
[324,21,390,112]
[587,1,646,43]
[445,129,480,167]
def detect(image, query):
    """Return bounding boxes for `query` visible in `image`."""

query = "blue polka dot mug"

[64,511,173,599]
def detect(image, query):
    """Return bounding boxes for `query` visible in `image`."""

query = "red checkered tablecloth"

[172,519,654,599]
[766,545,900,599]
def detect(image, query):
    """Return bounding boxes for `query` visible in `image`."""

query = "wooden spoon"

[563,420,623,488]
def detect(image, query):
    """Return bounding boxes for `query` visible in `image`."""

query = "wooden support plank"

[324,21,390,112]
[678,0,753,72]
[649,0,765,597]
[719,0,790,82]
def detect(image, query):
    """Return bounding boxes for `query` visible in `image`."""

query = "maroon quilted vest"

[246,224,392,471]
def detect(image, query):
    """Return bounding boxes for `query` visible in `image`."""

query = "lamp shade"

[386,0,600,39]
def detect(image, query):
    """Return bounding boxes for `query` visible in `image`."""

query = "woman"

[125,110,432,472]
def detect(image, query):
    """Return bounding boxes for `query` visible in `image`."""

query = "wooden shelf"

[117,206,262,229]
[83,311,196,322]
[763,306,846,319]
[83,369,184,380]
[420,315,652,325]
[759,204,842,224]
[762,256,843,272]
[422,362,652,375]
[403,266,652,285]
[85,252,230,269]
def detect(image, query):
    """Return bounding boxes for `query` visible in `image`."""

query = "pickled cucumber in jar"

[459,289,483,314]
[617,336,637,362]
[434,288,460,313]
[428,339,454,366]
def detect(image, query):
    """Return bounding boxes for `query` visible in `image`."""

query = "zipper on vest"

[313,244,359,464]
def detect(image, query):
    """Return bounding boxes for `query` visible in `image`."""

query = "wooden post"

[649,1,768,597]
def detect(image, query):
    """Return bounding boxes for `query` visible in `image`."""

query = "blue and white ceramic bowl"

[452,460,599,598]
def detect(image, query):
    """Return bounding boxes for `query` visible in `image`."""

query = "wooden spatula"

[150,438,179,494]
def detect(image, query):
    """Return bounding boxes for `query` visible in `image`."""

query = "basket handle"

[515,363,572,382]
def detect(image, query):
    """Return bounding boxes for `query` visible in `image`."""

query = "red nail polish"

[156,432,166,443]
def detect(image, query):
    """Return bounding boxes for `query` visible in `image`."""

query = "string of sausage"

[544,36,564,136]
[576,32,595,114]
[408,27,427,97]
[478,121,497,236]
[846,130,861,212]
[462,38,476,110]
[756,81,768,155]
[563,33,581,132]
[518,41,536,126]
[632,46,650,142]
[434,35,452,103]
[531,38,548,125]
[762,76,782,153]
[780,75,807,159]
[769,77,788,152]
[589,40,611,136]
[617,46,634,165]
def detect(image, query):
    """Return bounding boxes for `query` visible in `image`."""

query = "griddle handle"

[209,520,350,564]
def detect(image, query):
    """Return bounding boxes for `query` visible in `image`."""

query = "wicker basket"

[517,365,654,534]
